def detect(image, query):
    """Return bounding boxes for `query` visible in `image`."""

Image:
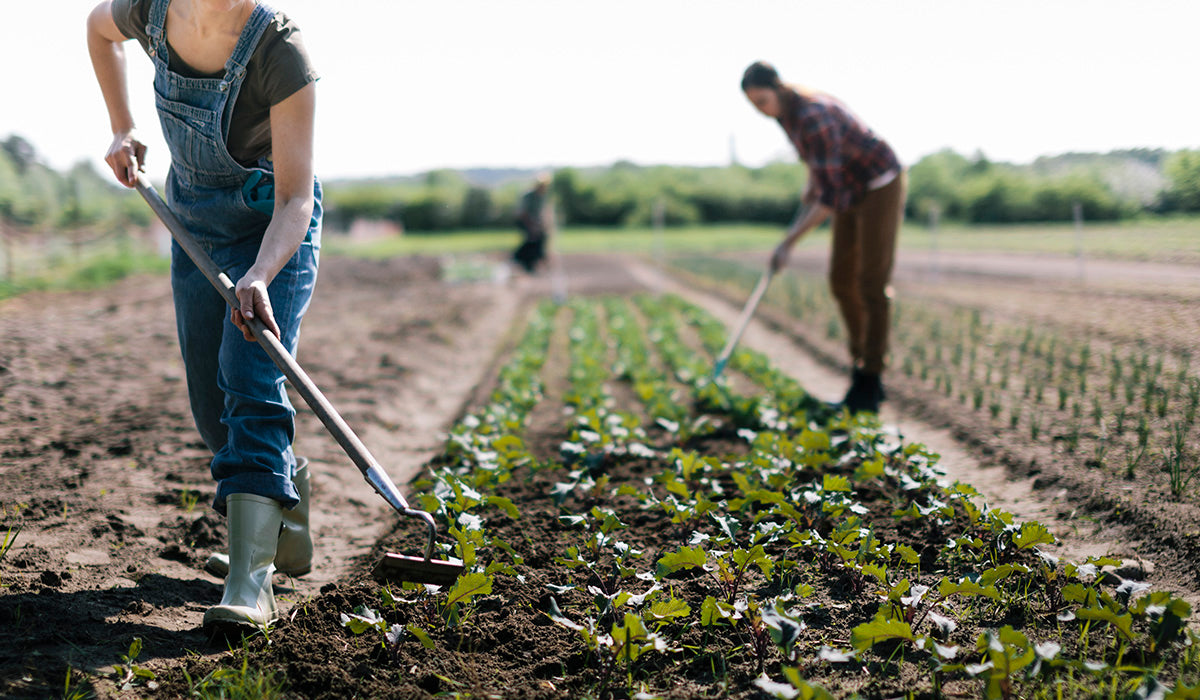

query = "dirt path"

[781,246,1200,352]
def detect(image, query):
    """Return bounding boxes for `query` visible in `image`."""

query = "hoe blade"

[373,553,465,587]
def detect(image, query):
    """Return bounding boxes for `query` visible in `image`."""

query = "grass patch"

[325,216,1200,262]
[184,652,286,700]
[0,249,169,301]
[323,223,788,260]
[903,215,1200,262]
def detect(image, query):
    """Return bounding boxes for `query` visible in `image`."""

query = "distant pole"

[652,197,665,265]
[1072,201,1085,284]
[929,203,941,284]
[1,225,11,281]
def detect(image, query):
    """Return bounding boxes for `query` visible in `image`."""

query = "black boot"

[842,369,885,414]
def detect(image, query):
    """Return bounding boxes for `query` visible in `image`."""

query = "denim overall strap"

[220,3,276,140]
[146,0,169,60]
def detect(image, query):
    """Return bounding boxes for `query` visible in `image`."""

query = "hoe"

[711,267,774,381]
[135,174,464,588]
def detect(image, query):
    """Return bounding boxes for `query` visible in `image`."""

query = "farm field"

[1,246,1199,699]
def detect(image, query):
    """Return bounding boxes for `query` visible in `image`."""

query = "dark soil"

[2,250,1198,698]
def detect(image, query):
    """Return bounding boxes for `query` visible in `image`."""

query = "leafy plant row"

[347,293,1199,699]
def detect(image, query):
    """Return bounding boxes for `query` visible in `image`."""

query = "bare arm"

[770,199,832,273]
[87,1,145,187]
[231,82,317,341]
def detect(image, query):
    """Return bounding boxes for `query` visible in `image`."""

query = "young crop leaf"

[822,474,851,493]
[1115,578,1153,605]
[406,624,435,649]
[978,563,1031,587]
[700,595,740,626]
[611,612,666,662]
[457,512,483,531]
[762,607,806,658]
[445,572,493,609]
[656,546,707,578]
[545,597,582,631]
[861,563,888,586]
[1061,583,1092,604]
[757,671,837,700]
[927,610,958,637]
[732,545,774,579]
[937,577,1002,601]
[853,455,886,482]
[1075,606,1135,641]
[340,605,386,635]
[798,428,831,453]
[894,544,920,565]
[1012,521,1056,549]
[781,670,837,700]
[486,495,520,519]
[385,624,405,646]
[550,481,577,506]
[850,614,915,651]
[754,673,801,700]
[646,597,691,624]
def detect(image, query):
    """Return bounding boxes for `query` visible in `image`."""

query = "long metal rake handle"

[135,175,440,561]
[712,268,773,379]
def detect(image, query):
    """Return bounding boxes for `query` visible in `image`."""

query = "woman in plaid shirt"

[742,61,906,414]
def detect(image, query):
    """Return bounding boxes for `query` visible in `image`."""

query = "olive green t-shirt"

[112,0,318,166]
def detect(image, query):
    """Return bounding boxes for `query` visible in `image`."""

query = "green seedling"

[0,521,19,563]
[179,489,200,513]
[111,637,155,692]
[184,636,286,699]
[61,667,92,700]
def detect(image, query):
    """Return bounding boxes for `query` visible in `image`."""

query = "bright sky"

[5,1,1198,183]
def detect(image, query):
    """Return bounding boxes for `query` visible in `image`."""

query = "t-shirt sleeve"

[110,0,152,54]
[251,13,319,107]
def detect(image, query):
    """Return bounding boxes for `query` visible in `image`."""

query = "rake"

[135,174,464,587]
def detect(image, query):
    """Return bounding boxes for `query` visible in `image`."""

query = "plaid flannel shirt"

[779,92,901,213]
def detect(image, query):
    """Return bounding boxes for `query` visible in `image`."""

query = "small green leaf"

[978,563,1030,587]
[850,615,915,651]
[700,595,736,626]
[1076,606,1135,641]
[647,597,692,622]
[822,474,851,493]
[486,495,520,519]
[1012,521,1055,549]
[445,572,493,608]
[406,623,435,649]
[895,544,920,565]
[937,577,1001,600]
[656,546,707,577]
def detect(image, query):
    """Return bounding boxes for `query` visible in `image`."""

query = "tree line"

[0,135,151,237]
[3,133,1199,241]
[326,148,1200,232]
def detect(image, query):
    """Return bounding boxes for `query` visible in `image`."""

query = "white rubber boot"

[272,459,313,576]
[202,493,282,634]
[205,459,312,577]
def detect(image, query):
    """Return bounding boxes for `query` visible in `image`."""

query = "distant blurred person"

[512,174,552,274]
[741,60,905,415]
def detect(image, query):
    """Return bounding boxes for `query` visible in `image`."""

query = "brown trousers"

[828,171,907,375]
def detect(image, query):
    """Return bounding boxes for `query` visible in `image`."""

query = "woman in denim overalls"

[88,0,319,635]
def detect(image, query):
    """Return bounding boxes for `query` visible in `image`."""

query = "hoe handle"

[134,176,439,557]
[713,268,773,378]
